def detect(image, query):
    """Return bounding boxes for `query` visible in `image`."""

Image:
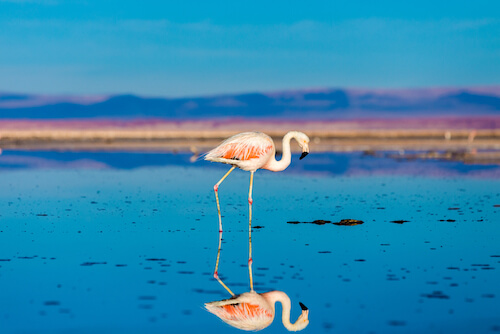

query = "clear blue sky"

[0,0,499,97]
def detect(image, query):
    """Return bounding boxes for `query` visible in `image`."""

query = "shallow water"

[0,151,499,333]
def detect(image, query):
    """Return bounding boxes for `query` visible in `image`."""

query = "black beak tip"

[299,302,308,311]
[299,152,309,160]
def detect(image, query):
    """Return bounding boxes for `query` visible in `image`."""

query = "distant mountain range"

[1,87,500,119]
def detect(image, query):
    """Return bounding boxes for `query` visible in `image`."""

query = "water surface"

[0,151,499,333]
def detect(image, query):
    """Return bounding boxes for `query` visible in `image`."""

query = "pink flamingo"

[204,131,310,331]
[205,130,310,292]
[205,291,309,331]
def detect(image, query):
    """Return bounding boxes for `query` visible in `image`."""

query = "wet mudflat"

[0,151,499,333]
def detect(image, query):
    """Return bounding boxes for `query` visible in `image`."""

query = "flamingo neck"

[264,132,295,172]
[263,291,300,331]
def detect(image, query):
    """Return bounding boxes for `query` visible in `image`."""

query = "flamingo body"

[204,132,275,172]
[205,291,274,331]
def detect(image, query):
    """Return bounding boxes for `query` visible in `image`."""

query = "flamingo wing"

[205,132,274,162]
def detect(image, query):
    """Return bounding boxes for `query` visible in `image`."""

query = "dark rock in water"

[138,296,157,301]
[311,220,331,225]
[286,220,331,225]
[390,220,410,224]
[481,293,495,298]
[80,262,107,266]
[491,325,500,332]
[388,320,407,326]
[323,322,334,330]
[333,219,364,226]
[287,219,363,226]
[421,291,450,299]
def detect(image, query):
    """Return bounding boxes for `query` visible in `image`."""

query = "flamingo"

[204,131,310,331]
[205,290,309,331]
[204,131,310,294]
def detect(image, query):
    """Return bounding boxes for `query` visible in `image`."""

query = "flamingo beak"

[299,143,309,160]
[299,302,308,311]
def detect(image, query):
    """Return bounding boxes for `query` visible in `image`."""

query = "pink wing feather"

[205,301,273,331]
[205,132,274,162]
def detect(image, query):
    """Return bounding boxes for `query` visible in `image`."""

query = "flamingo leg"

[214,166,236,233]
[214,229,235,296]
[213,166,236,296]
[248,171,254,292]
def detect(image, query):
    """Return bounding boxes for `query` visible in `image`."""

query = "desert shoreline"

[1,118,499,164]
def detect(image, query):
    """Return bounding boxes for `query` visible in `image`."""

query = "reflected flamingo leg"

[248,171,254,292]
[213,166,236,296]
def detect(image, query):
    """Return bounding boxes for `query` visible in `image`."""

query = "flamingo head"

[294,132,310,160]
[294,302,310,330]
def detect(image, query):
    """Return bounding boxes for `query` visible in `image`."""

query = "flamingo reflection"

[205,289,309,331]
[205,227,309,331]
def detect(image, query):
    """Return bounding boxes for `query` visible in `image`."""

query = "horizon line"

[1,84,500,101]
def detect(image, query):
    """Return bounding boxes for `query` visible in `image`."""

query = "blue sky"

[0,0,499,97]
